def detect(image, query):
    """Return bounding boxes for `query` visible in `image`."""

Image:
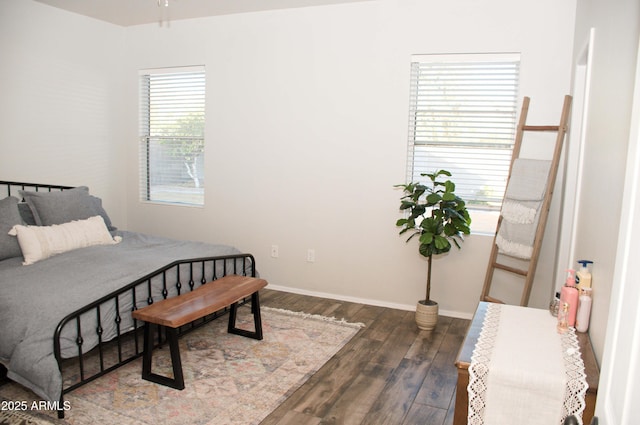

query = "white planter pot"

[415,300,438,331]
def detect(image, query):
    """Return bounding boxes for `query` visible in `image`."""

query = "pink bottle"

[559,269,579,327]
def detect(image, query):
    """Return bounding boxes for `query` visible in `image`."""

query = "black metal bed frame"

[0,180,76,196]
[0,181,257,419]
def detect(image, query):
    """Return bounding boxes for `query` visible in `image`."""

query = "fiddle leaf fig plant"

[395,170,471,303]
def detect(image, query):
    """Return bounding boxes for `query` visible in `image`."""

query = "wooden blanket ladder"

[480,95,572,306]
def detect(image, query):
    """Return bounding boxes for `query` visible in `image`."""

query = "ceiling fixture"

[157,0,170,27]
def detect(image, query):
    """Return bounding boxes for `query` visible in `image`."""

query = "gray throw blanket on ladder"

[496,158,551,259]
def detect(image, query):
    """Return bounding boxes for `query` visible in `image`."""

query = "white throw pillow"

[8,215,121,265]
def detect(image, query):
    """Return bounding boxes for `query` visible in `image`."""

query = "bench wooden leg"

[228,291,263,340]
[141,323,185,390]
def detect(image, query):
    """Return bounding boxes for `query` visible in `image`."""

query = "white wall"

[572,0,640,366]
[0,0,127,226]
[596,44,640,423]
[574,0,640,417]
[122,0,577,317]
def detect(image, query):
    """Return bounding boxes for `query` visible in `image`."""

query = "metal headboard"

[0,180,75,199]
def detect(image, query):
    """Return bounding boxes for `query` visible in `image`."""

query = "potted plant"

[395,170,471,331]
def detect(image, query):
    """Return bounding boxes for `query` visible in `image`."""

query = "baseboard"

[266,284,473,320]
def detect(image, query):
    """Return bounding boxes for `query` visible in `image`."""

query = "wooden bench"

[131,275,268,390]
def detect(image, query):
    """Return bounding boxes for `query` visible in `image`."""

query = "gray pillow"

[19,187,116,231]
[0,196,24,260]
[17,202,36,225]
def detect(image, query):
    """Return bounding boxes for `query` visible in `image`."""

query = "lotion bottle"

[559,269,579,327]
[576,288,593,333]
[576,260,593,291]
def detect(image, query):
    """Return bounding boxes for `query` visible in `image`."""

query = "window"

[139,66,205,206]
[407,54,520,233]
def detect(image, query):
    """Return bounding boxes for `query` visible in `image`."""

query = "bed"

[0,181,256,418]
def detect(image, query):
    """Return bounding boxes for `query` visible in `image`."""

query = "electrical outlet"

[307,249,315,263]
[271,245,279,258]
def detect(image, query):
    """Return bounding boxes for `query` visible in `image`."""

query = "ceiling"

[34,0,371,26]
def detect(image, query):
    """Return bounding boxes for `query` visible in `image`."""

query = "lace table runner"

[467,303,588,425]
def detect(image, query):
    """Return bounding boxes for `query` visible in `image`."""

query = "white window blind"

[139,66,205,206]
[407,54,520,216]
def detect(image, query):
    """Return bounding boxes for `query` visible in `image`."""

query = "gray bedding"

[0,230,248,404]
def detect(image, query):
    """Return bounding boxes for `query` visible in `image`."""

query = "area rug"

[0,306,363,425]
[0,409,55,425]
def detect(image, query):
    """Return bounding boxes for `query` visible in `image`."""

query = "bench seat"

[132,275,268,389]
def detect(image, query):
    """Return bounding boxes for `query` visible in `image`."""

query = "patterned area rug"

[0,409,55,425]
[0,306,363,425]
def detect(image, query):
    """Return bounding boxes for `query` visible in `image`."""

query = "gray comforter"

[0,231,248,404]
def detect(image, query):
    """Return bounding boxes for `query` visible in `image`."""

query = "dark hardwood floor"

[258,289,470,425]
